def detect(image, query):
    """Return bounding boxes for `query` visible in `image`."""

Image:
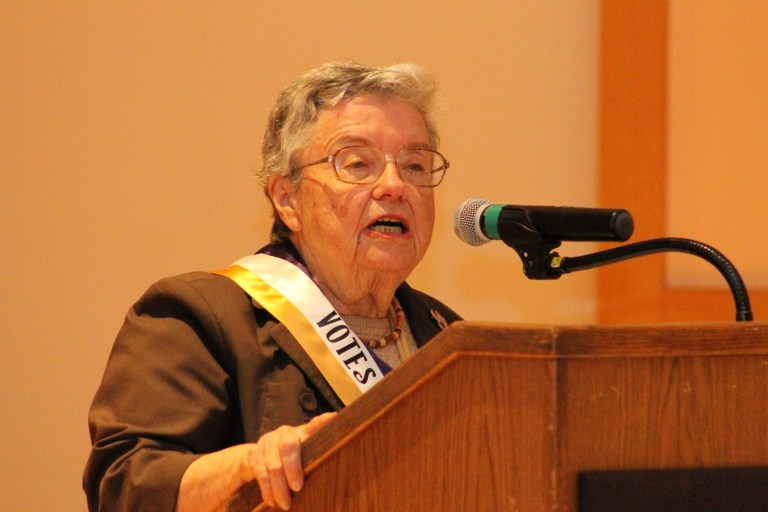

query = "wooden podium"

[229,321,768,511]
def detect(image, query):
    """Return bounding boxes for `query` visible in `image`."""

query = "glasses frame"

[297,146,449,188]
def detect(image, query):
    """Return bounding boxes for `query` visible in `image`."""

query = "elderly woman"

[84,62,461,511]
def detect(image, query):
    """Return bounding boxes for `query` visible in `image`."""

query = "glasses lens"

[399,150,446,187]
[333,147,447,186]
[334,147,379,183]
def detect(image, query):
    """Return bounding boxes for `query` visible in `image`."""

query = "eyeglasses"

[297,146,449,187]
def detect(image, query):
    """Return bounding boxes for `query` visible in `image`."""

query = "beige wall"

[0,2,599,509]
[667,0,768,289]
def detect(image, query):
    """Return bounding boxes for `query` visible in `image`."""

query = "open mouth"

[368,217,408,235]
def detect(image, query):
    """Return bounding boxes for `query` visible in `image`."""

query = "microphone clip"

[494,209,565,280]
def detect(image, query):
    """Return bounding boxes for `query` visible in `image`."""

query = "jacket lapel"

[269,322,344,411]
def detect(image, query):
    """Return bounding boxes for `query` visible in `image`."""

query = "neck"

[316,276,397,318]
[286,239,408,318]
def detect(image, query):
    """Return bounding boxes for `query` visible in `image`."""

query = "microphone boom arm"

[511,236,753,322]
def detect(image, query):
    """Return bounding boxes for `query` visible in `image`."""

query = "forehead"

[310,94,429,147]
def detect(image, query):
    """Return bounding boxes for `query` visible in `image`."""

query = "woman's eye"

[347,158,369,169]
[404,162,427,173]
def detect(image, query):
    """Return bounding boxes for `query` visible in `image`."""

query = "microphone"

[452,197,634,246]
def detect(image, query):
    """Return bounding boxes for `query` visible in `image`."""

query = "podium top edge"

[435,320,768,356]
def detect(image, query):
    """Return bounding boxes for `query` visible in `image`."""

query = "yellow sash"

[213,254,384,405]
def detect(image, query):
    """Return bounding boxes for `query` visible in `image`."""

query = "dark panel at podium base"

[579,466,768,512]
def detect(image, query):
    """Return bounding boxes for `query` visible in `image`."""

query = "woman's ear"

[268,176,302,232]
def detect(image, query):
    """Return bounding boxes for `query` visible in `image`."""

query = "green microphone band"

[484,203,502,240]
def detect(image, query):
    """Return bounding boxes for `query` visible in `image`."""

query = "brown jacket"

[84,271,460,511]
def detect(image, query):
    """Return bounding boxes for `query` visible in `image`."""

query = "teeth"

[370,224,403,234]
[370,218,406,234]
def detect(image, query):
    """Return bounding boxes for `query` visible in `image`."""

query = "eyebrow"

[328,138,434,152]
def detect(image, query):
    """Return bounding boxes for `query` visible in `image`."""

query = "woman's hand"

[177,412,337,512]
[245,412,336,509]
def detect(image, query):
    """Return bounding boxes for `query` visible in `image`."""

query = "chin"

[361,250,418,275]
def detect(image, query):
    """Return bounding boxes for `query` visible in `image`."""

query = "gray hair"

[257,61,441,243]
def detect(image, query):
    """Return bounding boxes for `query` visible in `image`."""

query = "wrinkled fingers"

[263,428,298,510]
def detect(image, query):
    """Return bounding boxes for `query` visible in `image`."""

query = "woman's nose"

[372,159,406,199]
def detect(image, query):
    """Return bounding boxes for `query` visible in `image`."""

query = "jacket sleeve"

[83,274,242,512]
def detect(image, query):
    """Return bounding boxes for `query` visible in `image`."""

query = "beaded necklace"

[359,297,405,349]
